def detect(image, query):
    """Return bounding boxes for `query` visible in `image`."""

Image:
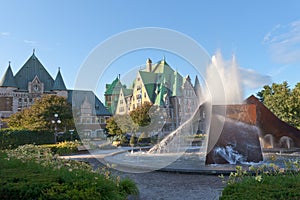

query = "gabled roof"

[149,58,174,75]
[14,51,54,91]
[68,90,111,116]
[105,76,123,95]
[52,68,67,91]
[0,63,17,87]
[139,71,158,102]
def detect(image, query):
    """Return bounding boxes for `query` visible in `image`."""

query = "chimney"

[146,58,152,72]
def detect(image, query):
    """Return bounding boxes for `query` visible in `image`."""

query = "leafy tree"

[257,81,300,129]
[129,102,152,127]
[7,95,74,131]
[105,116,123,136]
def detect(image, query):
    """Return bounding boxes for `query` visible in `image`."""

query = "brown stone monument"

[205,95,300,165]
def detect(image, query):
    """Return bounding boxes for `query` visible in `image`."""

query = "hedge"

[0,129,54,149]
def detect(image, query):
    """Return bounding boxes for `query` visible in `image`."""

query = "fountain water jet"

[149,51,264,165]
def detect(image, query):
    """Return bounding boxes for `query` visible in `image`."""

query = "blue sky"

[1,1,300,102]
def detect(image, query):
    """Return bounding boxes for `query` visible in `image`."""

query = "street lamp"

[52,113,61,143]
[69,129,75,141]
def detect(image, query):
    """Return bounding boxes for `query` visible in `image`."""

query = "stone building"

[0,51,111,136]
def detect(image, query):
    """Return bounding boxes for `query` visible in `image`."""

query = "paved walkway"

[62,149,225,200]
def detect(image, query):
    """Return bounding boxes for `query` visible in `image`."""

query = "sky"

[1,0,300,102]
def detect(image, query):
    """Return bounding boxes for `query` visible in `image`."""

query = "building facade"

[105,58,203,133]
[0,51,111,137]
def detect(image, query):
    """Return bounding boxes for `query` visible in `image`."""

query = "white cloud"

[0,32,10,37]
[263,19,300,64]
[24,39,38,46]
[239,68,272,89]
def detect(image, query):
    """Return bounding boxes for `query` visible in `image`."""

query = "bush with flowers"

[0,144,138,199]
[220,159,300,199]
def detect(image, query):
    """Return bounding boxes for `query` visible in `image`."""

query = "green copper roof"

[52,68,67,90]
[105,77,123,95]
[14,52,54,91]
[139,71,158,102]
[172,71,183,96]
[0,63,17,87]
[154,83,168,106]
[123,88,132,96]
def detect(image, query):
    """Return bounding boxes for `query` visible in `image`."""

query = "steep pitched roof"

[105,76,123,95]
[0,63,17,87]
[52,68,67,90]
[172,71,183,96]
[139,71,158,102]
[123,88,133,96]
[194,75,201,97]
[14,51,54,91]
[68,90,111,116]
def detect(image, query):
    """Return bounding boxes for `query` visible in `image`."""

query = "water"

[214,146,246,164]
[148,51,245,164]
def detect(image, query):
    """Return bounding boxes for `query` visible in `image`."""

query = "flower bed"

[0,144,138,199]
[220,163,300,199]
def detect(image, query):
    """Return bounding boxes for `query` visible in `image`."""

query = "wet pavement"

[62,149,226,200]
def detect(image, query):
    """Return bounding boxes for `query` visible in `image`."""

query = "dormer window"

[28,75,44,93]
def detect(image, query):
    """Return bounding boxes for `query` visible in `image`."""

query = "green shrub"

[221,175,300,200]
[220,164,300,199]
[41,141,81,155]
[0,129,54,149]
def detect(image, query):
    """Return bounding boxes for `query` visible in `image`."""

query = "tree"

[129,102,152,127]
[105,116,123,136]
[7,95,74,131]
[257,81,300,129]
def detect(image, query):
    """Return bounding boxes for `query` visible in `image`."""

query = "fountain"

[102,51,300,173]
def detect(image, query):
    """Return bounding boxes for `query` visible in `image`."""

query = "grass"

[0,145,138,200]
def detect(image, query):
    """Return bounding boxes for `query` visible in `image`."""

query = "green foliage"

[220,161,300,199]
[257,81,300,129]
[129,101,152,127]
[0,129,54,149]
[105,116,125,136]
[119,135,129,146]
[6,95,74,131]
[221,174,300,200]
[0,145,138,199]
[41,141,81,155]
